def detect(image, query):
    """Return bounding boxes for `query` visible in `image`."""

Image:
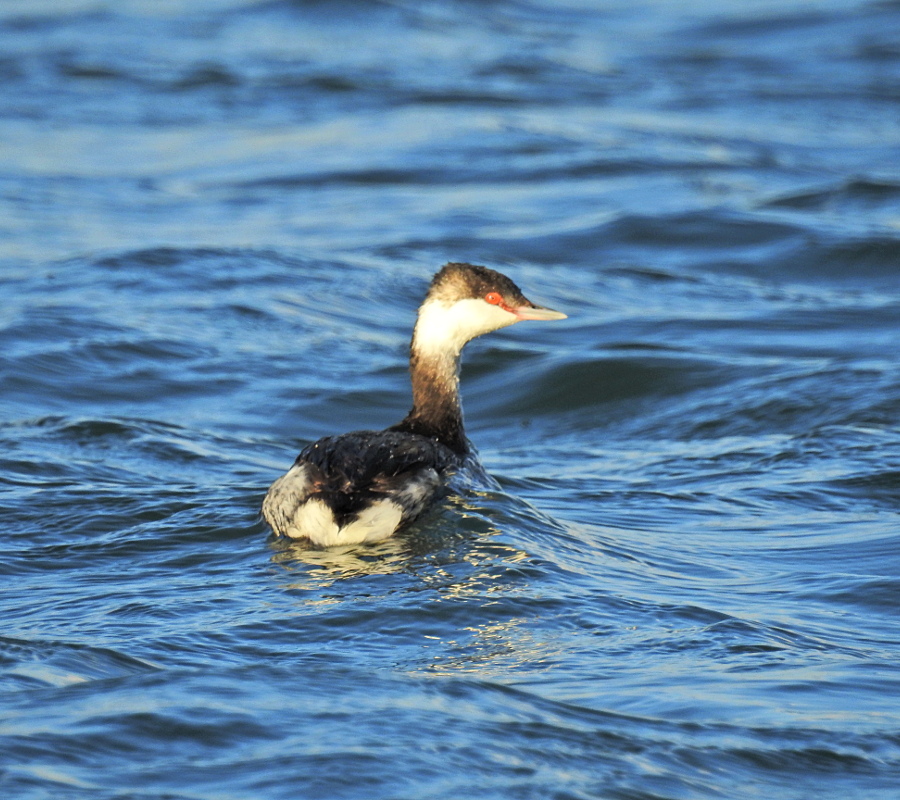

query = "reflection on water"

[270,491,559,678]
[270,534,418,594]
[424,615,560,678]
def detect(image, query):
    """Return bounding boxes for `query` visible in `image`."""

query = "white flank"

[261,463,313,537]
[337,500,405,545]
[263,462,415,546]
[289,498,403,547]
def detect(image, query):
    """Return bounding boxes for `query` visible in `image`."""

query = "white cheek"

[415,298,517,355]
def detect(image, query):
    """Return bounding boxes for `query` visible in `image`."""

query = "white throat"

[412,298,518,358]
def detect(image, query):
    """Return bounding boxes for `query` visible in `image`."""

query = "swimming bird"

[262,262,566,546]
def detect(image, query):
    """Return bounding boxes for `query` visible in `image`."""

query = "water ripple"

[2,0,900,797]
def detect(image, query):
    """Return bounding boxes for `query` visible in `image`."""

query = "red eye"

[485,291,502,305]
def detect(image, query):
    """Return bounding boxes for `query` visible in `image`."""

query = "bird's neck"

[406,348,466,450]
[391,304,469,453]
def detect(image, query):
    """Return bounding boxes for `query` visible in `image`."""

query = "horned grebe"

[262,262,566,546]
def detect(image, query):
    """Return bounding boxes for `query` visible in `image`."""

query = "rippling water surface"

[2,1,900,798]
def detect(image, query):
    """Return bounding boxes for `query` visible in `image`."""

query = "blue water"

[2,1,900,798]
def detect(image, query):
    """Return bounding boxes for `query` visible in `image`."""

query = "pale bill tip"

[514,304,567,321]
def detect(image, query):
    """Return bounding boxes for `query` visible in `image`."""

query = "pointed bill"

[512,302,567,321]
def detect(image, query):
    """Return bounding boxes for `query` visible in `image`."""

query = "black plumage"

[295,430,457,525]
